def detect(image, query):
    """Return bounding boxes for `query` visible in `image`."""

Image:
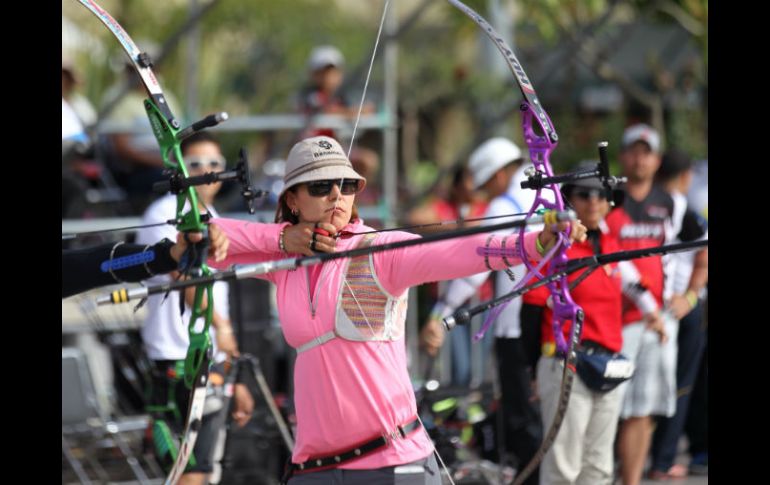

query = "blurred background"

[62,0,707,483]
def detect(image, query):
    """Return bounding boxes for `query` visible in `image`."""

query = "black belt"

[283,417,421,479]
[577,340,615,355]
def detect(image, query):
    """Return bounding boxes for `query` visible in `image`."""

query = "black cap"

[562,161,604,193]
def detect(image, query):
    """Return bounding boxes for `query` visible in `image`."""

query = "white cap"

[467,137,524,189]
[622,123,660,153]
[307,45,344,71]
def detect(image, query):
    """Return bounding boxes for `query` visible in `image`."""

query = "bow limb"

[443,2,582,483]
[76,2,217,483]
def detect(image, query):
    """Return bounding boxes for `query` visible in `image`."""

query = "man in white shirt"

[137,132,253,485]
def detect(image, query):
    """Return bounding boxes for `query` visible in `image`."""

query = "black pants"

[686,321,708,457]
[149,360,222,474]
[496,337,542,485]
[287,455,441,485]
[650,302,706,472]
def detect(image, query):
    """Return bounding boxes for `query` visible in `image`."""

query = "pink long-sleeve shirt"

[209,218,541,468]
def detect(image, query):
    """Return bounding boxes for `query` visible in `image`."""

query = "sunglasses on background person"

[572,188,608,201]
[305,179,362,197]
[185,155,226,171]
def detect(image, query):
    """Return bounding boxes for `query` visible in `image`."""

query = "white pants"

[537,356,623,485]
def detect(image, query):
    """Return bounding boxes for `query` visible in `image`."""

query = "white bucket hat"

[280,136,366,198]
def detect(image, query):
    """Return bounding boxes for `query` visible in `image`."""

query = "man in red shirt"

[605,124,701,485]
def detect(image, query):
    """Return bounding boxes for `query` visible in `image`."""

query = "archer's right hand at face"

[283,222,338,256]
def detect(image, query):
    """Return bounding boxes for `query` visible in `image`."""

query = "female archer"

[209,135,587,483]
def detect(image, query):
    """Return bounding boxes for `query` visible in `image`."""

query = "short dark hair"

[180,131,220,155]
[656,149,693,183]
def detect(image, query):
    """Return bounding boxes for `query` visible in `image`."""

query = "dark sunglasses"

[573,188,608,201]
[306,179,361,197]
